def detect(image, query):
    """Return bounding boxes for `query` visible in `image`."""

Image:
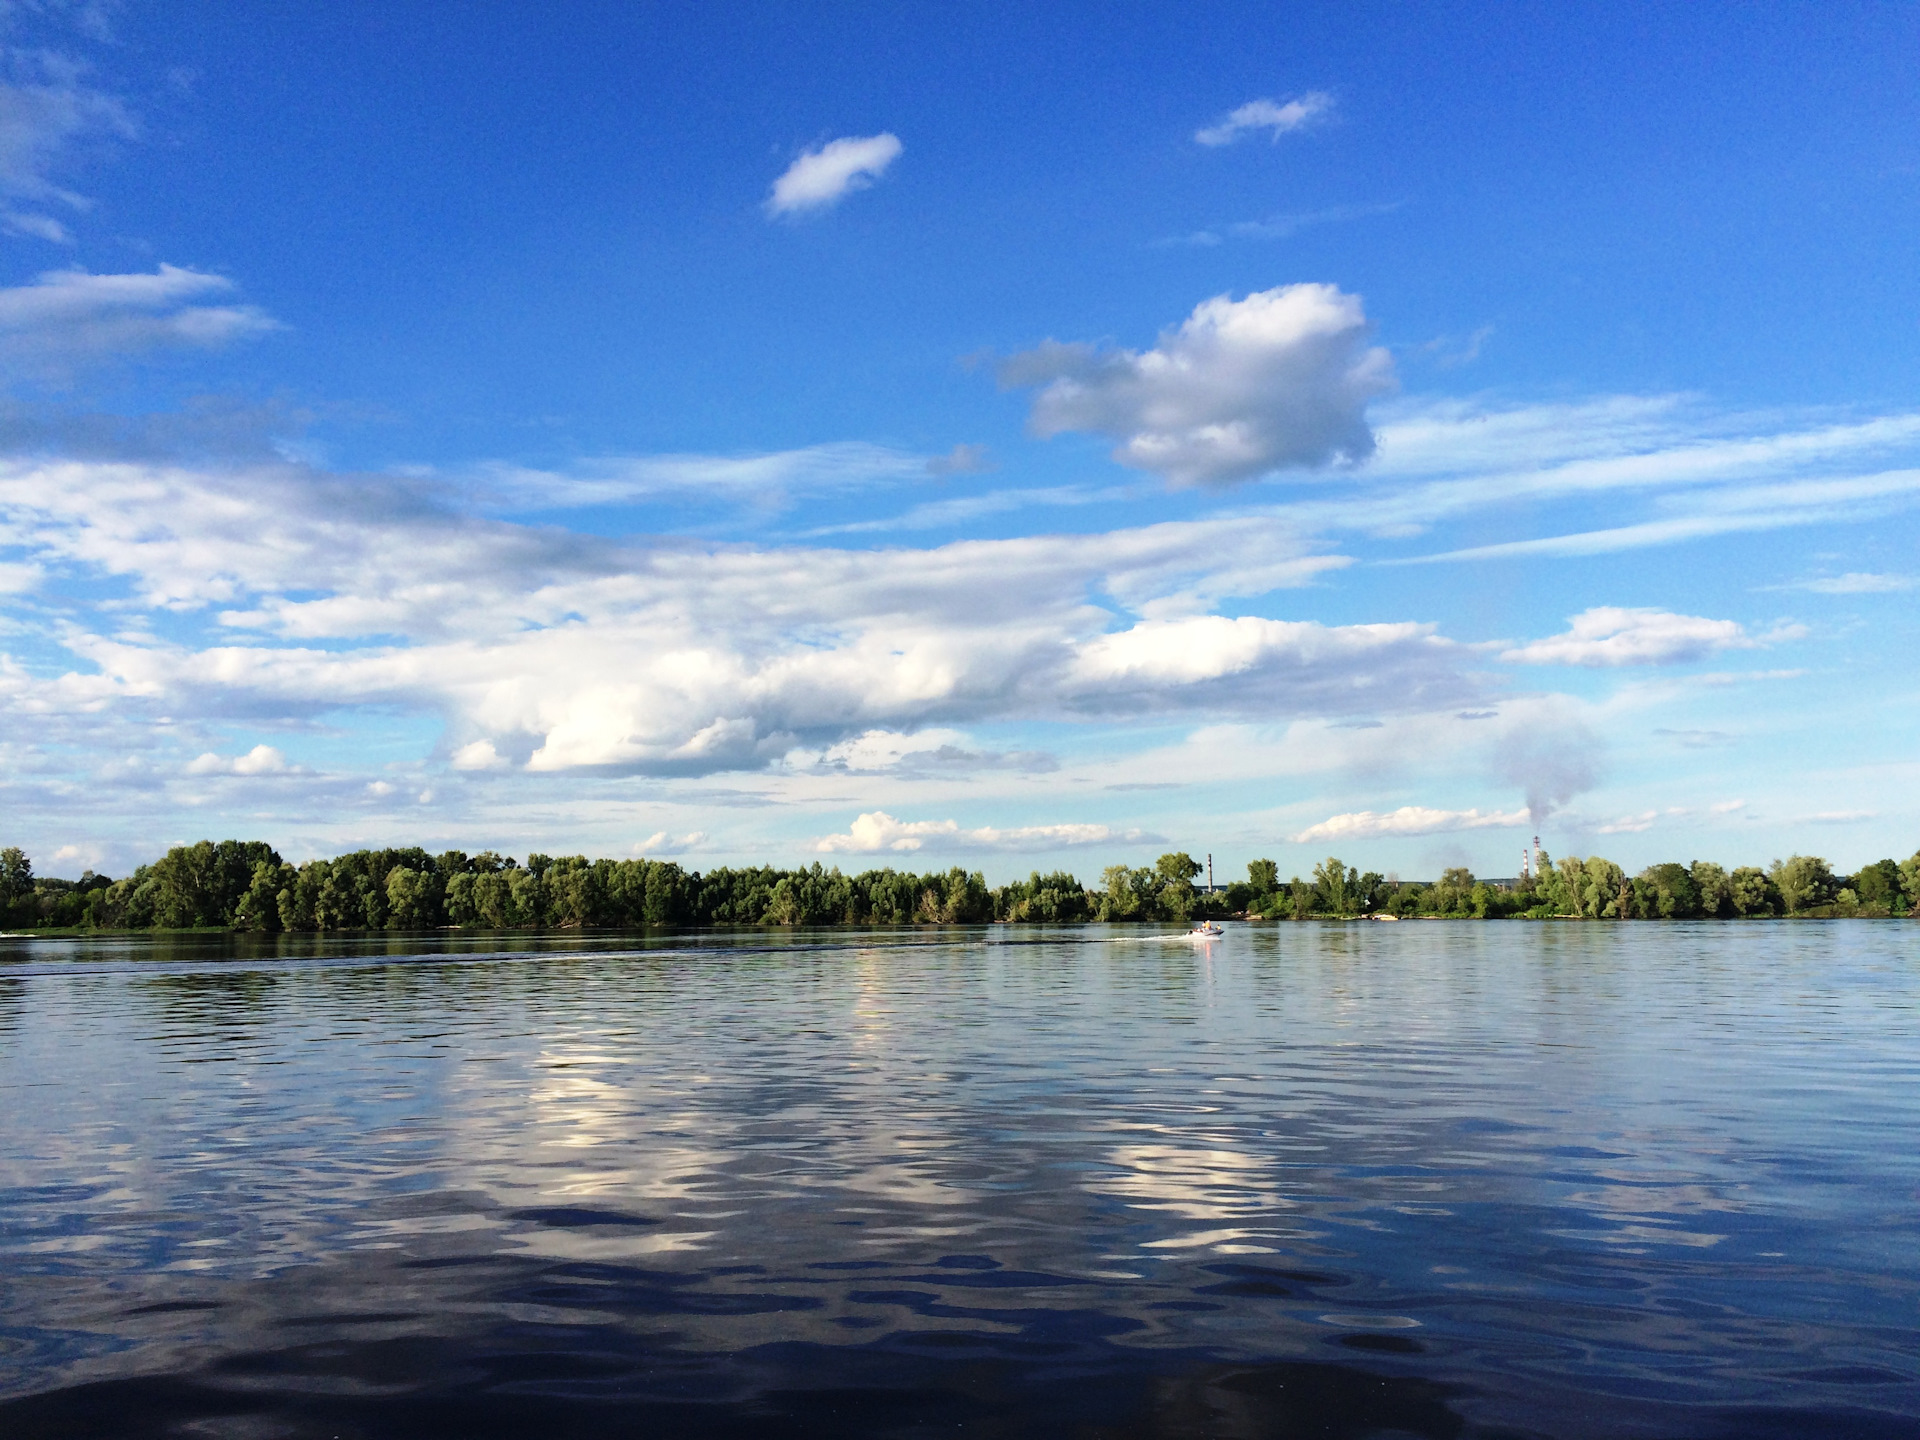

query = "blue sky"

[1,0,1916,881]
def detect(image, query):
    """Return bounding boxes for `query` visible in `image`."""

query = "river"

[2,921,1916,1437]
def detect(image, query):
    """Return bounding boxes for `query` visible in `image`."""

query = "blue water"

[1,921,1917,1437]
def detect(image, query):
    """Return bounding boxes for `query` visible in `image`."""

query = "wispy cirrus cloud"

[472,441,927,510]
[766,132,901,216]
[803,484,1125,536]
[0,46,136,243]
[0,266,277,380]
[1161,201,1400,249]
[1194,92,1333,147]
[1002,284,1395,486]
[1364,401,1920,563]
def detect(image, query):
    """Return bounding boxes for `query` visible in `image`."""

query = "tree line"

[1,840,1915,933]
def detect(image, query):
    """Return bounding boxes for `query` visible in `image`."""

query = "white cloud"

[48,840,108,875]
[1063,614,1469,714]
[1290,805,1529,844]
[636,829,707,855]
[1003,284,1394,485]
[0,455,1474,775]
[926,442,993,476]
[449,739,508,771]
[1194,92,1333,147]
[814,810,1145,854]
[1502,608,1765,667]
[1781,572,1914,594]
[185,743,288,776]
[801,728,965,772]
[766,132,902,216]
[0,266,277,378]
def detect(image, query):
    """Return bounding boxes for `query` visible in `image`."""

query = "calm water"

[2,921,1917,1438]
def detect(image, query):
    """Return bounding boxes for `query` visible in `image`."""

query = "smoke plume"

[1494,722,1602,828]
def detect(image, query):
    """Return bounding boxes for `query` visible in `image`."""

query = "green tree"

[1729,866,1778,916]
[147,840,282,928]
[1246,859,1279,894]
[0,846,30,925]
[995,871,1092,923]
[385,867,436,929]
[1422,867,1477,916]
[1900,851,1920,912]
[234,861,290,931]
[1312,857,1358,915]
[507,867,546,925]
[1769,855,1837,915]
[1690,861,1733,918]
[1100,865,1155,920]
[1582,858,1627,918]
[1637,863,1700,919]
[473,871,514,927]
[1154,852,1201,920]
[0,846,31,901]
[644,861,686,925]
[1853,859,1903,913]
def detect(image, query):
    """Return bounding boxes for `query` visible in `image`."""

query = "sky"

[1,0,1917,883]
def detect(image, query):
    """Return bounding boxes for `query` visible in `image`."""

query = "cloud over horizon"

[814,810,1151,854]
[1,389,1910,871]
[1290,805,1530,844]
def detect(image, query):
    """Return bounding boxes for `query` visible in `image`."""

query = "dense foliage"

[1240,849,1920,921]
[1,840,1915,932]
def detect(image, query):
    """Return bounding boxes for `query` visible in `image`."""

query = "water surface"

[2,922,1917,1437]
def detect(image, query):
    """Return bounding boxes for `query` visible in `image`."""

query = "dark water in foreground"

[1,922,1917,1438]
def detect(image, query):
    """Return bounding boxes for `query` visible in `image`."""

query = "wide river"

[1,921,1917,1437]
